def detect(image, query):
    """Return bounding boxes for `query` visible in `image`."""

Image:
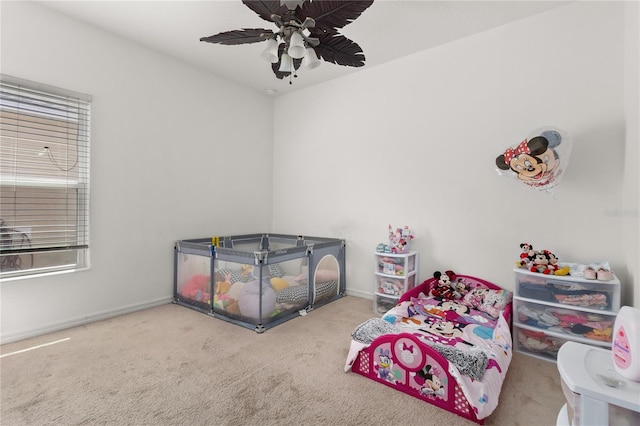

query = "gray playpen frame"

[174,233,346,332]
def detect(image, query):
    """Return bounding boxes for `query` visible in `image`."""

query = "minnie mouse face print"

[497,137,551,182]
[495,127,572,196]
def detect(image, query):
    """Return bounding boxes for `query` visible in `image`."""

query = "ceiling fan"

[200,0,375,82]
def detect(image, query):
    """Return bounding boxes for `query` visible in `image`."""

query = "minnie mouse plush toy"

[517,243,535,268]
[431,270,459,299]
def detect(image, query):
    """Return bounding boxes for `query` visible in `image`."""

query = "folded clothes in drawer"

[518,282,611,309]
[518,282,556,302]
[515,268,620,311]
[553,292,608,309]
[515,326,610,360]
[515,300,615,343]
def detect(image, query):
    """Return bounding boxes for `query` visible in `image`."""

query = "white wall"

[1,1,637,343]
[624,1,640,309]
[0,1,274,343]
[272,1,639,306]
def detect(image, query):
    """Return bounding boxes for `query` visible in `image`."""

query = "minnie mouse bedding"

[345,274,513,423]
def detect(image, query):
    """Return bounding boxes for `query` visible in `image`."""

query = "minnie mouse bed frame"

[349,275,512,424]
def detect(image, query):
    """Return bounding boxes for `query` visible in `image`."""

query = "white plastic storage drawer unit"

[513,267,620,362]
[373,251,418,315]
[374,293,400,316]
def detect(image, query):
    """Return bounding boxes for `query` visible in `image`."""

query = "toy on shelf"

[375,243,392,253]
[515,243,570,275]
[388,225,414,254]
[517,243,535,268]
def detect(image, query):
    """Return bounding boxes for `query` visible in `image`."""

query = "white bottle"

[612,306,640,382]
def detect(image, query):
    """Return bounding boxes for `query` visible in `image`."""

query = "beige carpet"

[1,296,565,425]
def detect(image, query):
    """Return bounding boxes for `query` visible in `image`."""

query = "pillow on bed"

[462,287,512,318]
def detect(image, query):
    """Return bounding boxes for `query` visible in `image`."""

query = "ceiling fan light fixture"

[287,31,306,59]
[302,46,321,69]
[261,38,280,63]
[278,52,294,73]
[200,0,375,83]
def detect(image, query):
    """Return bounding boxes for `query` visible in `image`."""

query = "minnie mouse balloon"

[495,126,572,195]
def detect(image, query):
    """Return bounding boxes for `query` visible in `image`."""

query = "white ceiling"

[37,0,573,96]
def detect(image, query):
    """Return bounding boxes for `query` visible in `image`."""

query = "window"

[0,75,91,279]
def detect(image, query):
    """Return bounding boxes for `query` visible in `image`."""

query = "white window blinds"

[0,75,91,278]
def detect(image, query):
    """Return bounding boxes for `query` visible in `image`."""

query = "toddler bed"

[344,274,513,424]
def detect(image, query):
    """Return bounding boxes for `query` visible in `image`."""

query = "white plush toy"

[238,278,276,319]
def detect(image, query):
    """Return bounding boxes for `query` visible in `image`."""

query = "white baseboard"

[345,289,373,300]
[1,296,173,345]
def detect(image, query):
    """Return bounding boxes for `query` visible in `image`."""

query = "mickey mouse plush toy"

[431,270,458,299]
[529,251,555,274]
[544,250,570,276]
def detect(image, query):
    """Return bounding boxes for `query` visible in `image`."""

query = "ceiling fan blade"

[200,28,274,45]
[298,1,374,33]
[314,33,366,67]
[242,0,289,23]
